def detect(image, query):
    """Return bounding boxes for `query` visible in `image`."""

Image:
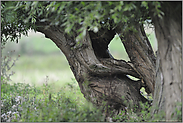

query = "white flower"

[12,105,17,109]
[12,111,19,115]
[7,111,12,115]
[1,113,6,118]
[15,96,22,102]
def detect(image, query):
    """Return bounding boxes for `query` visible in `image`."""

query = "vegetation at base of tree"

[1,51,181,122]
[1,78,104,122]
[2,77,181,122]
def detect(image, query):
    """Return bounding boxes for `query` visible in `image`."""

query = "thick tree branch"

[116,23,156,95]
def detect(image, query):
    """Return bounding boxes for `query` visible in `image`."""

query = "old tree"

[1,1,182,121]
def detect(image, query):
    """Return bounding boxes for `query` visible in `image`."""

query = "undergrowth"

[1,77,105,122]
[1,48,182,122]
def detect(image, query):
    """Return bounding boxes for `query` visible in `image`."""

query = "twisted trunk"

[35,21,155,120]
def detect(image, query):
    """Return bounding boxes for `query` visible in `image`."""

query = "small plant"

[1,82,35,122]
[1,46,20,81]
[112,101,152,122]
[171,102,182,122]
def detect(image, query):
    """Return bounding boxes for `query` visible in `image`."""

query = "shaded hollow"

[89,28,116,59]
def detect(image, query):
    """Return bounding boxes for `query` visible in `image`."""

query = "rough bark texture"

[151,2,182,121]
[35,22,149,119]
[116,23,156,96]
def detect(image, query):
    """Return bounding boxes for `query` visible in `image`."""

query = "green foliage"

[1,79,105,122]
[112,102,151,122]
[1,2,32,45]
[171,102,182,122]
[1,1,164,45]
[2,76,181,122]
[112,101,182,122]
[112,101,164,122]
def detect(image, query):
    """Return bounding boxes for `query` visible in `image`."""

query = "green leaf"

[75,7,79,11]
[81,2,85,6]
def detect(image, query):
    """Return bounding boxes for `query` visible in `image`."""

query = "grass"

[8,54,75,92]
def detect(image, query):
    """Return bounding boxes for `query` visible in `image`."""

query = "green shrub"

[112,101,152,122]
[1,80,105,122]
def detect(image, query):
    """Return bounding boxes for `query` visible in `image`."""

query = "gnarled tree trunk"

[151,2,182,121]
[116,23,156,96]
[35,21,155,120]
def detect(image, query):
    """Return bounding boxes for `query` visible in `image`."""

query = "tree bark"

[35,22,149,119]
[116,23,156,96]
[151,2,182,121]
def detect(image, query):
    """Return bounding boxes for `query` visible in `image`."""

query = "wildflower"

[15,96,21,102]
[7,111,12,115]
[1,113,6,118]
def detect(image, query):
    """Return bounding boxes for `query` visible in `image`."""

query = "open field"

[10,55,75,90]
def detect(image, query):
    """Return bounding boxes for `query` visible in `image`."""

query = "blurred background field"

[2,27,157,92]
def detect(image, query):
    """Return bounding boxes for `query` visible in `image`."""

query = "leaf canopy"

[1,1,166,44]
